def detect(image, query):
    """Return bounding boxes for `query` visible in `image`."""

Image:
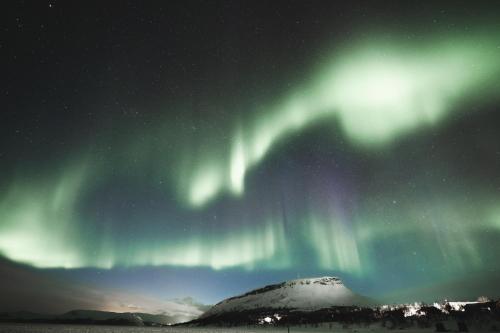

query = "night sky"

[1,1,500,313]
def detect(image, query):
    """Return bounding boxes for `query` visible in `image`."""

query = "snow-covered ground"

[0,323,489,333]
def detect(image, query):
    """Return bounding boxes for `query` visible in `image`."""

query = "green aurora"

[1,2,500,305]
[1,30,499,276]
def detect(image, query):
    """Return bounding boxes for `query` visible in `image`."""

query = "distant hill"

[0,309,175,326]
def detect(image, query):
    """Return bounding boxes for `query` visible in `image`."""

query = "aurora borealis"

[1,1,500,311]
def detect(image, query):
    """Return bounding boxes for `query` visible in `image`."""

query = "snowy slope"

[202,277,373,317]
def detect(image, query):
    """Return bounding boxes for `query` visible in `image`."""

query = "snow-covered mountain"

[201,276,374,318]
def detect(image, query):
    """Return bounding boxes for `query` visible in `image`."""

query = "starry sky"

[1,1,500,313]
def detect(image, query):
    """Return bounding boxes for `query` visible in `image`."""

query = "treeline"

[182,300,500,331]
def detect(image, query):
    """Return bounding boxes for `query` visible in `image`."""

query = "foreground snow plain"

[0,323,489,333]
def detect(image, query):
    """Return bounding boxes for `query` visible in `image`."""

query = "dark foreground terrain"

[0,323,496,333]
[183,300,500,332]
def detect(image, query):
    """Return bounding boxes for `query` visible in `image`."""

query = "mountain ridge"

[0,309,185,326]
